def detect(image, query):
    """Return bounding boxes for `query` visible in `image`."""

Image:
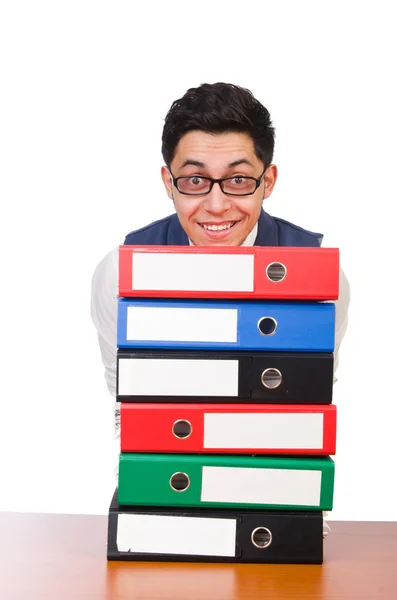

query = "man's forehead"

[173,130,258,170]
[179,158,255,169]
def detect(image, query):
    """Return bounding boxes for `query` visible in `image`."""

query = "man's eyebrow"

[227,159,254,168]
[179,158,254,169]
[180,159,206,168]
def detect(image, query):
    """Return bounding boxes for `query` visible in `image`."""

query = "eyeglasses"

[170,168,266,196]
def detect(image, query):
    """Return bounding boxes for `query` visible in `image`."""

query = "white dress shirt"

[90,221,350,438]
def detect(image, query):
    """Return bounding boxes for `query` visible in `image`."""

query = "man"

[91,82,350,436]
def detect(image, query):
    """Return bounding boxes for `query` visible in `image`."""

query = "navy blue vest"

[123,209,323,247]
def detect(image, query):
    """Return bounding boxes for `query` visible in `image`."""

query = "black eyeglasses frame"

[169,167,267,196]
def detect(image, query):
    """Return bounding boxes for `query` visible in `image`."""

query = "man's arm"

[333,265,350,380]
[90,247,119,398]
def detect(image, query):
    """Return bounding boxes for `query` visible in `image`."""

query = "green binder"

[118,453,334,510]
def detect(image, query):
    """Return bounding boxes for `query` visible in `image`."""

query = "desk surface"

[0,512,396,599]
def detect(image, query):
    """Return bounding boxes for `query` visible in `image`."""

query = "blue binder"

[117,298,335,352]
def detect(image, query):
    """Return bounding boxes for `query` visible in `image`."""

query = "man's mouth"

[199,221,238,231]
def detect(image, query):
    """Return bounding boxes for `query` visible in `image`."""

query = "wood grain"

[0,513,396,599]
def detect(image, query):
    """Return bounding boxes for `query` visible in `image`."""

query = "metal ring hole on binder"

[257,316,277,336]
[251,527,272,549]
[172,420,192,439]
[261,368,282,389]
[170,472,190,492]
[266,262,287,282]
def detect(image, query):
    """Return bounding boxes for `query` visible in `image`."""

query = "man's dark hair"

[161,82,275,169]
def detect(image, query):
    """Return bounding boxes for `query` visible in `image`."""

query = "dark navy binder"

[107,489,324,564]
[116,349,334,404]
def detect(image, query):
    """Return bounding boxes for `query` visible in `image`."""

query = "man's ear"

[263,164,278,199]
[161,166,174,200]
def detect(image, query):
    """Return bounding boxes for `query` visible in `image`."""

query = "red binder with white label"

[120,403,337,455]
[118,245,339,300]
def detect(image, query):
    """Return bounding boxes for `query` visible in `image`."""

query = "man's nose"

[202,183,232,213]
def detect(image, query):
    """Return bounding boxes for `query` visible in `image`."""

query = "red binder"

[120,403,337,455]
[118,245,339,299]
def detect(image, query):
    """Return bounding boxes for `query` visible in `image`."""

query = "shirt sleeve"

[333,265,350,381]
[90,247,119,398]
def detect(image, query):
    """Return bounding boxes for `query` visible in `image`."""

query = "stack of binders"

[107,245,339,564]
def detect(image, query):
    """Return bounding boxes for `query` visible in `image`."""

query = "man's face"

[161,130,277,246]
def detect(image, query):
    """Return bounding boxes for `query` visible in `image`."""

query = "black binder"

[116,349,334,404]
[107,489,324,564]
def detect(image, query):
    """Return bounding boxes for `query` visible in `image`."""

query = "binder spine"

[119,403,337,454]
[116,350,334,404]
[107,493,324,564]
[118,245,339,299]
[116,298,336,352]
[117,453,335,511]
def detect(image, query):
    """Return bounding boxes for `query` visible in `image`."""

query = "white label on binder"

[118,358,239,396]
[126,306,238,343]
[201,466,322,506]
[116,513,237,556]
[203,413,324,449]
[132,253,254,291]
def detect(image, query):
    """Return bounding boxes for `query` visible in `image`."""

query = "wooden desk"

[0,512,396,599]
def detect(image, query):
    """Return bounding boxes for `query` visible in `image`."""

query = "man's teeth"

[202,222,235,231]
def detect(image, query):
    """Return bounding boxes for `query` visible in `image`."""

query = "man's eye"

[232,176,246,184]
[190,176,203,185]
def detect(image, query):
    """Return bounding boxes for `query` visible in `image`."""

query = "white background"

[0,1,396,521]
